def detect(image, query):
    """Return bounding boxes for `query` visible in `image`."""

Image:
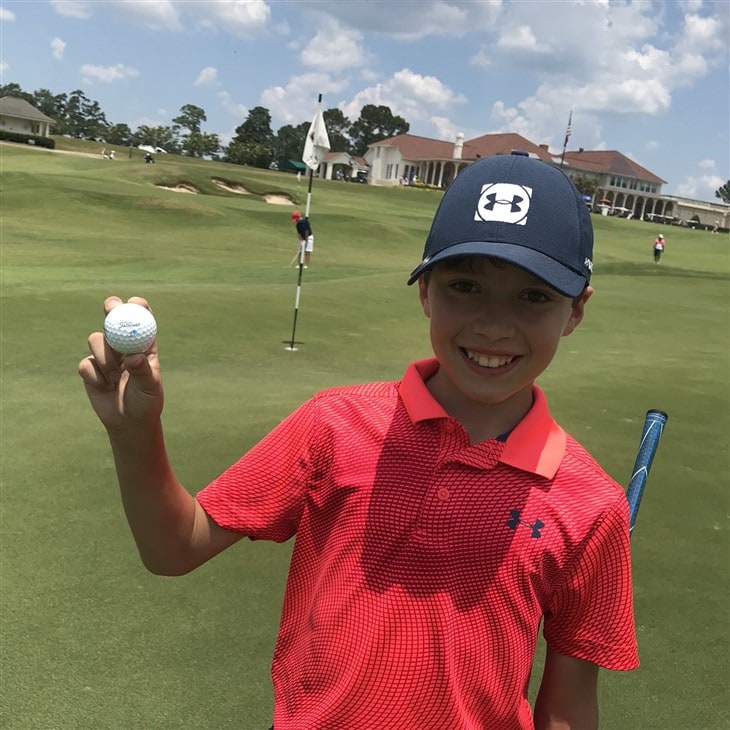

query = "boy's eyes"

[447,280,554,303]
[448,280,478,293]
[520,290,553,303]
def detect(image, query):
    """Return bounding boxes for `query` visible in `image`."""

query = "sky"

[1,0,728,203]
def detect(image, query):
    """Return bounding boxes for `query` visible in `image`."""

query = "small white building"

[0,96,54,137]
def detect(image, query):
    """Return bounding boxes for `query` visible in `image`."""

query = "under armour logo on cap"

[474,183,532,225]
[407,153,594,296]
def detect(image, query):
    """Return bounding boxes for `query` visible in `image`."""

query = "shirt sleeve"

[197,398,320,543]
[543,494,639,670]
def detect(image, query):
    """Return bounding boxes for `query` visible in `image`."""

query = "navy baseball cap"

[407,152,593,296]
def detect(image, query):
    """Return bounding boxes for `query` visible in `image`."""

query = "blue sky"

[1,0,727,202]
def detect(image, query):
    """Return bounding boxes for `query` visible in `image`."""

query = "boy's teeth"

[467,351,515,368]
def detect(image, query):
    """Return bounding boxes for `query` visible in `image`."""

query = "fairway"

[1,141,728,729]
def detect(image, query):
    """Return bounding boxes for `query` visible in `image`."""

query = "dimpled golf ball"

[103,302,157,354]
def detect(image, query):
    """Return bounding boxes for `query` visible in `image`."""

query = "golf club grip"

[626,409,668,535]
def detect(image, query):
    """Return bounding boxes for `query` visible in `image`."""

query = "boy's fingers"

[77,355,115,390]
[122,351,161,396]
[103,295,124,315]
[104,295,153,315]
[87,331,124,381]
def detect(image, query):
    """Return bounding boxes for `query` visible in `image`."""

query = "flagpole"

[304,93,321,218]
[286,93,328,351]
[287,251,305,350]
[560,110,572,169]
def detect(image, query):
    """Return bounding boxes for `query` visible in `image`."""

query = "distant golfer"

[653,233,665,263]
[292,210,314,268]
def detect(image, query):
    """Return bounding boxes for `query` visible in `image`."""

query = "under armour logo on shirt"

[507,509,544,538]
[474,183,533,225]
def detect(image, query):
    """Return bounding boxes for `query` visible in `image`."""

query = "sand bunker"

[211,178,249,194]
[155,179,293,204]
[264,194,293,205]
[157,183,199,194]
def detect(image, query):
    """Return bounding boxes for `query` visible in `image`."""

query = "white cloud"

[340,68,466,133]
[430,116,461,141]
[698,158,716,169]
[299,1,500,40]
[188,0,270,37]
[107,0,182,31]
[0,7,16,22]
[467,0,727,151]
[497,25,549,53]
[679,12,725,54]
[301,18,367,72]
[0,61,8,76]
[50,1,92,19]
[195,67,218,87]
[80,63,139,83]
[51,38,66,61]
[675,174,723,199]
[217,90,247,119]
[260,73,347,125]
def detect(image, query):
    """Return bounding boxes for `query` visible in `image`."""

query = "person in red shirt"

[291,209,314,268]
[653,233,665,262]
[79,152,638,729]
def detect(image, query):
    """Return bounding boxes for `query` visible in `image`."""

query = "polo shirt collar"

[400,359,566,480]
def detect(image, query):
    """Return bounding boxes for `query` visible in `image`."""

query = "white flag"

[302,107,331,171]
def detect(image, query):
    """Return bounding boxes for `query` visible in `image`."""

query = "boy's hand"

[78,296,163,431]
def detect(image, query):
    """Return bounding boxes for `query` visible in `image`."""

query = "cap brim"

[407,241,587,297]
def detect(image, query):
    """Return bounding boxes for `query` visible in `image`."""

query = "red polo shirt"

[198,359,638,729]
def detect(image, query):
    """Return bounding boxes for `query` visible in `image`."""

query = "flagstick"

[304,93,321,219]
[286,242,306,350]
[286,93,328,351]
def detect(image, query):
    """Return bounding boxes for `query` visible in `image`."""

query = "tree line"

[1,82,409,169]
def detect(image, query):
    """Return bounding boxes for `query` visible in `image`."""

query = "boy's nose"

[472,302,516,339]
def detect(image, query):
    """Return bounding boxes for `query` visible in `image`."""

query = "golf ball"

[103,302,157,354]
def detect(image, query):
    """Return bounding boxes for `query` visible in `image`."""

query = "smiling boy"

[79,152,638,729]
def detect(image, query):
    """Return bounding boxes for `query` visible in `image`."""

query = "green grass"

[1,139,729,729]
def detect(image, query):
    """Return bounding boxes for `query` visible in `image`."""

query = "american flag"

[563,110,573,149]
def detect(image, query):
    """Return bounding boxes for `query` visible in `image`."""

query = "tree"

[323,108,352,153]
[173,104,206,134]
[571,174,597,197]
[273,122,309,166]
[349,104,409,156]
[182,131,221,158]
[32,89,67,120]
[134,125,181,154]
[716,180,730,204]
[226,106,274,168]
[106,123,134,146]
[224,139,272,168]
[234,106,274,145]
[0,82,34,104]
[60,89,108,139]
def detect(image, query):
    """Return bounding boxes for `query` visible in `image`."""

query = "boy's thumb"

[123,353,158,391]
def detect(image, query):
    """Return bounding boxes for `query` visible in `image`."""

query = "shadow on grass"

[598,262,729,281]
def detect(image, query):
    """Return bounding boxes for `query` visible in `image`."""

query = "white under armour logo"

[474,183,532,225]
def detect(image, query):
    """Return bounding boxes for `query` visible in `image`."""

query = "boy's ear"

[418,276,432,318]
[562,286,593,337]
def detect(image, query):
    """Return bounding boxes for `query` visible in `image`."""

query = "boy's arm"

[79,297,241,576]
[533,646,599,730]
[106,417,241,575]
